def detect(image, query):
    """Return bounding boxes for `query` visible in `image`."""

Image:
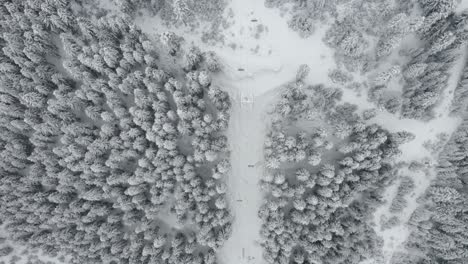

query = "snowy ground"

[217,81,280,264]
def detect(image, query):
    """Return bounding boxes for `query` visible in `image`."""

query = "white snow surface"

[217,83,279,264]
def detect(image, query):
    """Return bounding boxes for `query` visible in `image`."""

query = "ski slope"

[217,83,279,264]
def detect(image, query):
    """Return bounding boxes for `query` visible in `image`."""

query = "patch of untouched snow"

[457,0,468,12]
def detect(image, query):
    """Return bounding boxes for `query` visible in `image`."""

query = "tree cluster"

[328,68,353,85]
[375,12,423,58]
[260,82,406,264]
[270,0,468,120]
[265,0,338,38]
[450,47,468,116]
[323,0,412,73]
[0,1,232,263]
[114,0,227,30]
[401,1,468,119]
[389,176,415,213]
[324,20,370,73]
[402,117,468,264]
[380,215,400,231]
[359,0,468,119]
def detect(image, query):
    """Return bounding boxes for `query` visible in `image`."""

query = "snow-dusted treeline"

[0,1,233,263]
[259,72,414,264]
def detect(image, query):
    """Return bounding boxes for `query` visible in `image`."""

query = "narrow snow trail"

[220,91,265,264]
[216,78,281,264]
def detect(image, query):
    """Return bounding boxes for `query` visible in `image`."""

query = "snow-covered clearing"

[217,82,279,264]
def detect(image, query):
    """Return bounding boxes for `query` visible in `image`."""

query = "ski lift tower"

[240,93,254,109]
